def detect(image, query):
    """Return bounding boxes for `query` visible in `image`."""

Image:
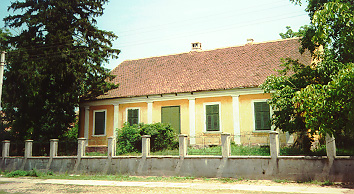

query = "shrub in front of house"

[116,122,178,155]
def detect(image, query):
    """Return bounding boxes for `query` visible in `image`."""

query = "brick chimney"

[191,42,202,51]
[247,39,254,44]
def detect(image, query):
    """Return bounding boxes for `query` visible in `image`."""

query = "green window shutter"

[206,104,220,131]
[94,111,105,135]
[128,109,139,125]
[254,102,271,130]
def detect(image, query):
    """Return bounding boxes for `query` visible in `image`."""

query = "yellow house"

[79,38,312,146]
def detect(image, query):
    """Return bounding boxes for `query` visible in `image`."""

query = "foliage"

[263,0,354,150]
[116,123,142,155]
[279,25,309,39]
[5,169,40,177]
[0,28,11,51]
[61,117,79,140]
[116,122,178,155]
[140,122,179,152]
[2,0,119,142]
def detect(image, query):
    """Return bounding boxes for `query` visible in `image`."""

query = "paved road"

[0,177,353,194]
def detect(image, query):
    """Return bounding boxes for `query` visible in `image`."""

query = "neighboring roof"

[97,38,312,99]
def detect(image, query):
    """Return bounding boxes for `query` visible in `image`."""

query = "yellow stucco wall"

[88,105,114,146]
[83,92,289,146]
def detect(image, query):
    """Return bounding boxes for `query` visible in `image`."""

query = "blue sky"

[0,0,310,70]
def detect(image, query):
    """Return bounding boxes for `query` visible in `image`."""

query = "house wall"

[88,105,114,146]
[79,89,290,146]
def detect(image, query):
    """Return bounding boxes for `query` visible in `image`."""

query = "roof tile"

[97,38,312,99]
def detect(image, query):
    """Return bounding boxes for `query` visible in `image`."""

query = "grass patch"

[150,149,179,156]
[85,152,107,156]
[231,145,270,156]
[273,179,291,183]
[5,169,41,177]
[188,146,221,155]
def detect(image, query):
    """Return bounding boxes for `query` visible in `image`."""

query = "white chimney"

[191,42,202,51]
[247,39,254,44]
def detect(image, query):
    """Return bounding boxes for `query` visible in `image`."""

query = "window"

[253,101,271,131]
[93,110,106,136]
[127,108,139,125]
[205,103,220,131]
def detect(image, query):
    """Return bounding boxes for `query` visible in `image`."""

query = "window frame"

[92,109,107,136]
[203,102,222,133]
[252,99,274,132]
[126,107,140,125]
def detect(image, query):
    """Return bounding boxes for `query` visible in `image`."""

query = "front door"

[161,106,180,134]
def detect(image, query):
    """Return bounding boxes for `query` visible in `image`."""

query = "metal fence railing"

[58,140,77,156]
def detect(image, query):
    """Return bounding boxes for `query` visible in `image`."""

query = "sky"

[0,0,310,70]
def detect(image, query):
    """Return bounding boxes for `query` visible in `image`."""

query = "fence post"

[2,140,10,158]
[50,139,59,158]
[269,131,279,159]
[107,137,116,157]
[24,140,33,159]
[77,138,87,158]
[142,135,151,158]
[179,134,188,158]
[221,133,231,158]
[326,134,336,160]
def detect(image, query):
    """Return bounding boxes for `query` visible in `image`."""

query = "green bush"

[116,122,178,155]
[6,169,40,177]
[116,123,142,155]
[141,122,178,152]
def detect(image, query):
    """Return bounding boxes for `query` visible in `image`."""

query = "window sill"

[252,130,272,133]
[92,134,106,137]
[203,131,222,134]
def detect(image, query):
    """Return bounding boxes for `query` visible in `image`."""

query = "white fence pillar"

[179,134,188,158]
[269,131,279,159]
[326,134,336,160]
[142,135,151,158]
[107,137,116,157]
[2,140,10,158]
[24,140,33,159]
[50,139,59,158]
[77,138,87,158]
[221,133,231,158]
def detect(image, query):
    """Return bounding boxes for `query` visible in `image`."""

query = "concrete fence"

[1,133,353,182]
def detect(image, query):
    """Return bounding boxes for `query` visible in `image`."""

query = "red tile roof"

[98,38,312,99]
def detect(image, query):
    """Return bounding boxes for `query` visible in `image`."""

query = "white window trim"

[126,107,140,125]
[93,109,107,137]
[203,102,222,133]
[251,99,274,132]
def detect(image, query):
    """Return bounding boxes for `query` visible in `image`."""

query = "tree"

[279,25,309,39]
[262,0,354,150]
[0,28,11,51]
[2,0,119,141]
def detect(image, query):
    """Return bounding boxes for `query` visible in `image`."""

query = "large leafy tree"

[2,0,119,141]
[262,0,354,150]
